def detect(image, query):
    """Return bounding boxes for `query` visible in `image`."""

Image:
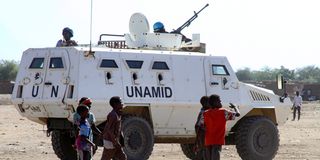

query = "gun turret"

[171,4,209,34]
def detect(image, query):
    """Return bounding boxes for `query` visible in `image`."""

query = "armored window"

[100,59,118,68]
[126,60,143,69]
[152,61,169,70]
[29,58,44,69]
[212,65,229,75]
[49,57,64,69]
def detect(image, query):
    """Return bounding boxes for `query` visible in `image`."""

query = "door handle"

[211,82,219,85]
[45,82,52,85]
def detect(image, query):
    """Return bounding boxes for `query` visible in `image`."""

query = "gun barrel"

[173,3,209,33]
[199,4,209,14]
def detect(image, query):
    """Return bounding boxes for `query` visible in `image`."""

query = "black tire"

[51,130,77,160]
[235,116,279,160]
[122,116,154,160]
[181,143,203,160]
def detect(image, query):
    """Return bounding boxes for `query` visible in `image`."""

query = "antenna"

[85,0,95,58]
[89,0,93,52]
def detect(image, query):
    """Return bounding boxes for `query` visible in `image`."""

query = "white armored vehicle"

[11,7,291,160]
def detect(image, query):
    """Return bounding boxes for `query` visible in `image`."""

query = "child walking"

[101,96,127,160]
[73,97,101,157]
[76,105,96,160]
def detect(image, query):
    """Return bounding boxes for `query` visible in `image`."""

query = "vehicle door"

[15,49,49,117]
[120,52,149,103]
[204,57,240,104]
[91,52,124,120]
[41,49,71,117]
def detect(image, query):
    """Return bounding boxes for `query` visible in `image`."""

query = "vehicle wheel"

[122,116,154,160]
[235,116,279,160]
[180,143,204,160]
[51,130,77,160]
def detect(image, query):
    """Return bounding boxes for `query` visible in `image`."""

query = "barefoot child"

[101,96,127,160]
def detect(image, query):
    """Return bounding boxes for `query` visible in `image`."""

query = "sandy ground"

[1,94,320,160]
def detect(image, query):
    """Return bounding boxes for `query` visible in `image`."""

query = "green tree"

[252,67,274,81]
[236,66,295,82]
[295,65,320,83]
[236,67,252,81]
[0,60,19,81]
[274,66,295,81]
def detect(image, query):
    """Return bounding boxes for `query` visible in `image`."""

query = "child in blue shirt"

[73,97,101,134]
[76,105,96,160]
[73,97,101,156]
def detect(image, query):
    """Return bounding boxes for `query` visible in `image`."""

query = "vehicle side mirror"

[277,74,286,90]
[277,74,288,103]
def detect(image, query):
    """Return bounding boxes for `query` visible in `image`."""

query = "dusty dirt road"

[1,94,320,160]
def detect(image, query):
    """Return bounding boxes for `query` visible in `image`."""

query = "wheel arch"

[121,105,153,128]
[47,118,73,131]
[244,108,277,124]
[232,108,277,131]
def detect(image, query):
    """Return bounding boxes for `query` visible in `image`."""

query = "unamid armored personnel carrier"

[11,6,291,160]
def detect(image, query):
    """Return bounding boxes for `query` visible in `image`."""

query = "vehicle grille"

[249,90,271,101]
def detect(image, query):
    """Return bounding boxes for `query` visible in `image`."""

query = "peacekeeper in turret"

[153,22,168,33]
[56,27,78,47]
[153,21,191,42]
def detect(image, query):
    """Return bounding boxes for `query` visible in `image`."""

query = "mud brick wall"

[0,81,14,94]
[246,80,320,101]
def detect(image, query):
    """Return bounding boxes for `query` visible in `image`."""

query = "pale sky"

[1,0,320,71]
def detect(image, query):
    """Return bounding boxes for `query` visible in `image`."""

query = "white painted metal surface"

[11,45,291,137]
[10,13,291,138]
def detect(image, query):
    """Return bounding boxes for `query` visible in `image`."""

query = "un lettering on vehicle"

[31,85,59,98]
[126,86,173,98]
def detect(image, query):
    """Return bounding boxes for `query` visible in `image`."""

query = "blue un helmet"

[153,22,165,32]
[62,27,73,37]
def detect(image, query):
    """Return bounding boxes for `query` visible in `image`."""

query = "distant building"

[300,84,320,101]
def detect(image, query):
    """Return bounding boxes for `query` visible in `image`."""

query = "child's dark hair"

[77,105,89,115]
[79,97,89,105]
[109,96,121,107]
[208,94,222,108]
[200,96,209,108]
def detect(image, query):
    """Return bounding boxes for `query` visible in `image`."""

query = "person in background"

[203,94,240,160]
[101,96,127,160]
[292,91,303,121]
[194,96,210,160]
[56,27,78,47]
